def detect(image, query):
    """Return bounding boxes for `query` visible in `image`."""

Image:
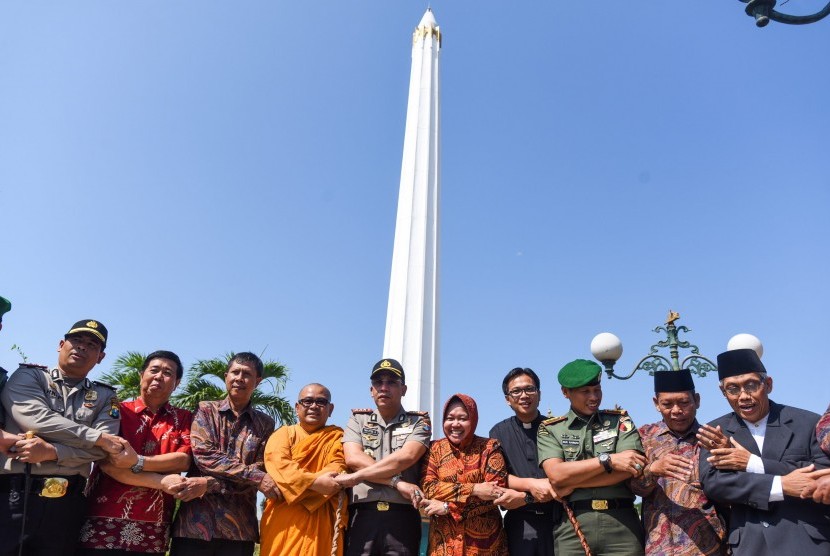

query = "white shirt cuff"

[746,454,765,474]
[769,476,784,502]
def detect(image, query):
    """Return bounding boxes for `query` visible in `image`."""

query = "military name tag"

[593,429,618,444]
[561,438,580,446]
[393,426,413,436]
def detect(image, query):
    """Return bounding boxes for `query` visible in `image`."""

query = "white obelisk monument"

[383,9,441,425]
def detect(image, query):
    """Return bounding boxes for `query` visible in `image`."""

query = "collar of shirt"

[566,408,598,428]
[655,419,700,441]
[218,397,255,418]
[745,414,769,452]
[513,413,542,430]
[132,397,173,416]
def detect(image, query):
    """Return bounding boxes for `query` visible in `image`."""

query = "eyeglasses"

[723,381,764,397]
[297,398,330,408]
[371,379,402,388]
[507,386,539,399]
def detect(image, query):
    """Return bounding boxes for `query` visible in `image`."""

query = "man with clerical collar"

[698,348,830,555]
[0,319,125,556]
[538,359,646,556]
[488,367,561,556]
[335,358,431,556]
[630,369,726,555]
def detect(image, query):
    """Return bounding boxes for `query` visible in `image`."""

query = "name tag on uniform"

[593,429,617,444]
[393,426,414,436]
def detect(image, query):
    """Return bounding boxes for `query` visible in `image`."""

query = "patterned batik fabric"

[172,399,275,542]
[79,400,193,553]
[422,435,509,556]
[631,421,727,556]
[817,405,830,456]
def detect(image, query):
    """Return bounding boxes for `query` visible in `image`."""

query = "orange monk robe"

[260,424,347,556]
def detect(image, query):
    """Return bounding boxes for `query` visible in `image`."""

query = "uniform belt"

[351,501,415,512]
[0,474,86,497]
[570,498,633,512]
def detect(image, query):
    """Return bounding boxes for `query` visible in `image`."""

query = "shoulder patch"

[602,408,628,416]
[21,363,49,370]
[542,416,567,426]
[406,411,429,417]
[351,408,373,415]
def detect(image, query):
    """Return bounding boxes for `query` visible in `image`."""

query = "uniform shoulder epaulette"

[602,408,628,416]
[21,362,48,370]
[92,380,116,391]
[542,416,567,426]
[351,408,374,415]
[406,410,429,417]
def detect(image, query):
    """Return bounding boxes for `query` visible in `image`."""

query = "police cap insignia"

[371,358,405,382]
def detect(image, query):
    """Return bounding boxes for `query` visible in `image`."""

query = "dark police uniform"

[490,413,561,556]
[343,407,431,556]
[539,408,645,556]
[0,364,120,556]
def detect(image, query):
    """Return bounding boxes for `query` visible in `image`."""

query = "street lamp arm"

[680,354,718,378]
[740,0,830,26]
[604,354,673,380]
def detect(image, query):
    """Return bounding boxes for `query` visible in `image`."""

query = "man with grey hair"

[698,348,830,555]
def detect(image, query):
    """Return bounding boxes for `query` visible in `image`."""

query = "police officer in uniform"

[0,319,125,556]
[335,359,431,556]
[539,359,646,556]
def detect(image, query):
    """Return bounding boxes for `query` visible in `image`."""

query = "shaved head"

[299,383,331,400]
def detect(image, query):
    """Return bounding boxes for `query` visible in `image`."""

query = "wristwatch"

[598,453,613,473]
[524,492,534,505]
[130,455,146,474]
[390,474,403,488]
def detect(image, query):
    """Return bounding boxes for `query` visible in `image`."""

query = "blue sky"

[1,2,829,435]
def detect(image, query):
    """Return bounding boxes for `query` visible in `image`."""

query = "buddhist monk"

[260,383,347,556]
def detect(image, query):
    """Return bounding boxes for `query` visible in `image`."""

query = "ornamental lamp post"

[589,310,765,380]
[741,0,830,27]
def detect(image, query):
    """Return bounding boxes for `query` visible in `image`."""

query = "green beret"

[0,296,11,321]
[558,359,602,388]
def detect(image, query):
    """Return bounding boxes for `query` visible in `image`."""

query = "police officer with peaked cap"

[0,319,125,556]
[335,358,432,556]
[538,359,646,556]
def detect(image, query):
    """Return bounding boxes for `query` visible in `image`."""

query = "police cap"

[66,319,108,349]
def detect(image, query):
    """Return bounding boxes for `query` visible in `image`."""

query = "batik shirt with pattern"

[817,404,830,457]
[80,399,193,553]
[172,399,275,542]
[630,420,727,556]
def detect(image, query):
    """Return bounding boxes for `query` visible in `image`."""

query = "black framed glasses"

[297,397,330,408]
[723,381,763,397]
[507,386,539,399]
[371,378,402,388]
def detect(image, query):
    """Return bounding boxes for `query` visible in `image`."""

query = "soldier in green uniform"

[0,295,18,455]
[538,359,647,556]
[335,358,432,556]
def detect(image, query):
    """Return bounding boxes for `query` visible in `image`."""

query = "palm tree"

[171,353,296,426]
[100,351,145,401]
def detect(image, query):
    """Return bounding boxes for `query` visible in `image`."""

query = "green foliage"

[101,351,145,401]
[104,351,296,426]
[10,344,28,363]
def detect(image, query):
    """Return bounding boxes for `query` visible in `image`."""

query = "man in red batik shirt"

[78,350,194,556]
